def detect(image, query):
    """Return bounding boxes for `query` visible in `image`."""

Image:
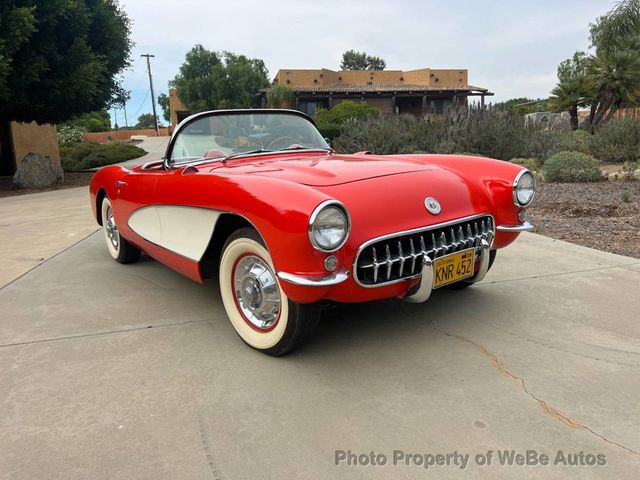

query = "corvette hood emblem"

[424,197,441,215]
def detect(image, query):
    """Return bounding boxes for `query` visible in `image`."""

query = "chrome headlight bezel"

[512,170,536,207]
[308,200,351,252]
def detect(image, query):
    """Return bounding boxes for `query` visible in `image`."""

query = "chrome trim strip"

[512,169,536,207]
[277,269,350,287]
[352,213,495,288]
[496,222,535,232]
[307,199,352,253]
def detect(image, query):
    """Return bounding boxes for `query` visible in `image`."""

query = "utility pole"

[123,100,129,128]
[141,54,159,135]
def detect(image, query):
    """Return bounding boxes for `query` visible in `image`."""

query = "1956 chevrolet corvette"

[90,109,535,355]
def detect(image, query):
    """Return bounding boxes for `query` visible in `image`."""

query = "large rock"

[13,152,64,189]
[634,169,640,181]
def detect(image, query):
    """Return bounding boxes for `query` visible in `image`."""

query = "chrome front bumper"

[277,269,350,287]
[496,221,535,232]
[404,239,491,303]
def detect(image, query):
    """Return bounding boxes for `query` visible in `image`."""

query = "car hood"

[206,153,440,186]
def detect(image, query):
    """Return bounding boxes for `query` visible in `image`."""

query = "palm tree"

[587,37,640,131]
[549,52,590,130]
[266,85,295,109]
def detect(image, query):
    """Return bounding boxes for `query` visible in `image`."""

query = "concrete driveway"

[1,192,639,479]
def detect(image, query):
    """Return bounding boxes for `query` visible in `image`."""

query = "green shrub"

[314,100,379,130]
[543,151,602,182]
[60,142,146,171]
[333,115,417,154]
[572,128,592,153]
[523,129,583,161]
[332,106,597,161]
[589,118,640,163]
[444,108,528,160]
[511,157,542,172]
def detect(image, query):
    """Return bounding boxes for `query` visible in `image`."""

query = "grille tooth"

[398,241,405,277]
[355,215,494,286]
[372,246,379,283]
[409,238,416,273]
[385,244,392,280]
[438,232,447,254]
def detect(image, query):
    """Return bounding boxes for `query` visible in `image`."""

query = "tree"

[158,93,171,122]
[549,52,591,129]
[0,0,131,173]
[65,111,112,132]
[340,50,386,71]
[587,0,640,131]
[112,87,131,127]
[266,85,295,108]
[135,113,159,129]
[590,0,640,56]
[172,45,269,112]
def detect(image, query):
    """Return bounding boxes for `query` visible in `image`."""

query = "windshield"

[169,111,329,164]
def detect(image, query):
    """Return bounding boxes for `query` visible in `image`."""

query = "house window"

[433,99,453,114]
[298,100,327,116]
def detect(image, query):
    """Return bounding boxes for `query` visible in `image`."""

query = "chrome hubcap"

[105,207,119,250]
[233,255,281,330]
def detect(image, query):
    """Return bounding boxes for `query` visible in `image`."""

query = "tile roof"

[261,84,490,94]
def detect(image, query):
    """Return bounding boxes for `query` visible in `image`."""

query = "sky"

[113,0,614,127]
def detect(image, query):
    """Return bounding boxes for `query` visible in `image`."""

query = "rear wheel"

[101,196,141,264]
[219,228,320,356]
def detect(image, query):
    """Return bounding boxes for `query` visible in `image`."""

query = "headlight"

[513,170,535,207]
[308,201,350,251]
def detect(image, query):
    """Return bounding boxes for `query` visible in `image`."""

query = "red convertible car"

[90,109,535,355]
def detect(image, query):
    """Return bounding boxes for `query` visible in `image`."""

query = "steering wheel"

[267,136,299,150]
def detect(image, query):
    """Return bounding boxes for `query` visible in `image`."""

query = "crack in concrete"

[197,414,223,480]
[432,323,640,456]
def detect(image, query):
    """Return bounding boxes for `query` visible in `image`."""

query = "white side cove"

[128,205,222,261]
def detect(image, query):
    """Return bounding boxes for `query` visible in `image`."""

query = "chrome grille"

[354,215,494,287]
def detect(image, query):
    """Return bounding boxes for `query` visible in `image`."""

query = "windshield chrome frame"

[163,109,326,170]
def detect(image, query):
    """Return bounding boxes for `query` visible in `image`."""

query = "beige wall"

[274,67,469,88]
[430,69,468,87]
[169,88,190,128]
[10,121,60,168]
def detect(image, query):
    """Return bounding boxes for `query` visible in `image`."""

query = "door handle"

[116,181,127,187]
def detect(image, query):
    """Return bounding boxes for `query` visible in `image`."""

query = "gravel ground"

[528,180,640,259]
[0,172,94,198]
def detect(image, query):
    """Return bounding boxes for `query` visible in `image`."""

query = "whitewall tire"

[101,196,141,264]
[219,228,320,356]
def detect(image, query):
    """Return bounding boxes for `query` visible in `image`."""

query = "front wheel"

[219,228,320,356]
[101,196,141,264]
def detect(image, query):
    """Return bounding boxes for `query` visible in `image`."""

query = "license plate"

[433,249,475,288]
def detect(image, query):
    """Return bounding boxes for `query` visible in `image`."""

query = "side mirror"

[324,137,331,147]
